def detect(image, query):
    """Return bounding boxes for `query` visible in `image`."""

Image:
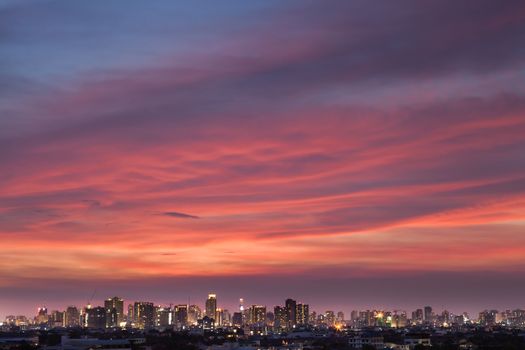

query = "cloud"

[1,0,525,318]
[162,211,200,219]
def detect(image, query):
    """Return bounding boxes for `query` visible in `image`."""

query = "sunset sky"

[1,0,525,318]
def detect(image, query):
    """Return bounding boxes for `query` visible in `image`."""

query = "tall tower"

[134,301,155,329]
[274,306,287,330]
[285,298,297,328]
[65,306,80,327]
[205,293,217,321]
[104,296,124,328]
[424,306,433,323]
[239,298,245,325]
[239,298,244,312]
[296,303,309,325]
[35,307,49,325]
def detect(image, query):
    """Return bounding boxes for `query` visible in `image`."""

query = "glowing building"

[104,297,124,328]
[296,303,309,325]
[205,293,217,322]
[285,298,296,328]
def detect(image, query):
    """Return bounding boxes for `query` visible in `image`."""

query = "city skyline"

[0,289,521,323]
[2,292,518,328]
[2,1,525,322]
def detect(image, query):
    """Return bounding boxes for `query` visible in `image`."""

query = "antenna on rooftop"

[87,289,97,307]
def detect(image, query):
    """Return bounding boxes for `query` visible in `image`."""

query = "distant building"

[310,311,317,325]
[187,305,201,325]
[133,302,155,329]
[358,310,374,327]
[296,304,309,325]
[232,312,243,327]
[199,316,214,330]
[104,297,124,328]
[4,315,29,327]
[127,304,134,323]
[156,306,172,328]
[86,306,106,329]
[390,311,408,328]
[249,305,267,326]
[205,294,217,322]
[412,309,424,324]
[325,311,336,326]
[424,306,433,323]
[479,310,498,326]
[285,299,296,328]
[35,307,49,325]
[219,308,231,327]
[351,310,359,321]
[50,310,64,328]
[274,306,287,330]
[174,304,188,329]
[65,306,80,327]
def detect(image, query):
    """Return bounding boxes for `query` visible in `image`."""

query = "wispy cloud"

[162,211,200,219]
[0,0,525,317]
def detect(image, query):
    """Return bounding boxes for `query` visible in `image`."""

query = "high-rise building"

[50,310,64,327]
[239,298,245,325]
[285,299,296,328]
[104,297,124,328]
[249,305,267,326]
[424,306,433,323]
[310,311,317,325]
[174,304,188,329]
[188,305,201,325]
[390,310,408,328]
[479,310,498,326]
[65,306,80,327]
[359,310,374,327]
[156,306,172,327]
[215,308,223,326]
[220,309,231,327]
[317,313,326,326]
[205,294,217,321]
[127,304,134,323]
[266,311,275,326]
[35,307,48,325]
[441,310,451,325]
[9,316,29,327]
[274,306,287,330]
[86,306,106,329]
[325,311,336,326]
[351,310,359,321]
[4,316,16,326]
[133,302,155,329]
[239,298,244,312]
[296,304,309,325]
[412,308,424,324]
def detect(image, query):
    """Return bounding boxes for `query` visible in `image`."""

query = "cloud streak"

[162,211,200,219]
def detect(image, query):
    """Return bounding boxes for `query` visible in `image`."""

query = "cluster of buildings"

[477,309,525,327]
[2,299,525,350]
[2,295,525,332]
[2,295,323,332]
[345,307,525,329]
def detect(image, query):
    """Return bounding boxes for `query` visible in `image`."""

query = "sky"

[1,0,525,319]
